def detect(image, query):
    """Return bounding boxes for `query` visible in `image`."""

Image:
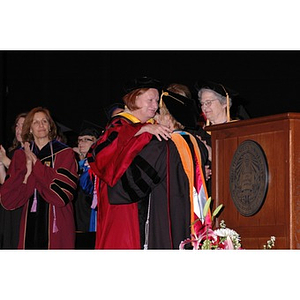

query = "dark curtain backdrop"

[1,50,300,147]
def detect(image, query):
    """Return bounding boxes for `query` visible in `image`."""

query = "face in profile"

[15,117,25,143]
[155,107,171,129]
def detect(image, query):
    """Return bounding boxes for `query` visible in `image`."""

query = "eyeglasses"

[78,137,94,143]
[200,99,219,107]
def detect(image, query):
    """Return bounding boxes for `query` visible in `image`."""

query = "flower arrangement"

[180,197,276,250]
[179,197,242,250]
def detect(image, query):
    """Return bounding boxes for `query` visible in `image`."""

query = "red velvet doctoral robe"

[0,140,78,249]
[87,113,153,249]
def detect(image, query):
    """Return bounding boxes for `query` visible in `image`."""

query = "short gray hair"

[198,88,232,107]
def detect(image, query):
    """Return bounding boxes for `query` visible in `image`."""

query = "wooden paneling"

[208,113,300,249]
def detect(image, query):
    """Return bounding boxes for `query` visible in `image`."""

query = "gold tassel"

[159,91,168,108]
[219,84,230,122]
[226,93,230,122]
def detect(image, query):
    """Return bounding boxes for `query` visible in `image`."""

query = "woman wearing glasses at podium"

[196,80,249,128]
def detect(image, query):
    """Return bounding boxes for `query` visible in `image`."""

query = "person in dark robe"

[87,76,172,249]
[73,127,100,232]
[0,107,78,249]
[167,82,212,189]
[195,79,250,131]
[106,90,211,249]
[0,112,27,249]
[72,126,100,249]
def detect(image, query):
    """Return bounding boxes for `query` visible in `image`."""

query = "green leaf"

[203,197,212,217]
[213,204,223,217]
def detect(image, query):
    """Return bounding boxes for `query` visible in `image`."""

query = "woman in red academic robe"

[88,76,172,249]
[0,107,78,249]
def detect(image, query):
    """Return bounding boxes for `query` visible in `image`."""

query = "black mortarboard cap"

[56,122,73,133]
[79,120,103,138]
[161,90,199,129]
[123,76,163,94]
[195,80,239,98]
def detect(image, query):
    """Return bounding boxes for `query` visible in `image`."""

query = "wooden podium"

[208,113,300,249]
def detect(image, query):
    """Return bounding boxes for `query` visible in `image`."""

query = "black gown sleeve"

[107,139,167,204]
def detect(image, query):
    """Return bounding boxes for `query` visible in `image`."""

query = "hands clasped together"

[137,124,172,141]
[23,142,38,184]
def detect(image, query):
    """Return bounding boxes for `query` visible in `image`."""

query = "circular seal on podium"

[229,140,269,216]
